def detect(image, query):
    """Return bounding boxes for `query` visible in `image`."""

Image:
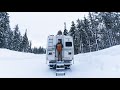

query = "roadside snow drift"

[1,45,120,78]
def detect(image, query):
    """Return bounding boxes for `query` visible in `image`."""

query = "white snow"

[1,45,120,78]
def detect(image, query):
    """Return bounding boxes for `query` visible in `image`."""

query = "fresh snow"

[1,45,120,78]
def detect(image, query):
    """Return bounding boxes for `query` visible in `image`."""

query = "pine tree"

[28,41,32,53]
[63,29,68,35]
[113,12,120,45]
[63,22,68,35]
[38,46,42,54]
[13,25,22,51]
[69,21,76,38]
[32,47,38,54]
[88,12,99,51]
[76,19,83,53]
[0,24,4,48]
[95,12,118,48]
[0,12,10,48]
[8,30,14,50]
[69,21,77,54]
[83,17,91,52]
[19,35,23,52]
[57,30,62,35]
[22,29,29,52]
[98,12,118,47]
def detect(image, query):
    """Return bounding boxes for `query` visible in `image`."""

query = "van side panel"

[47,36,55,61]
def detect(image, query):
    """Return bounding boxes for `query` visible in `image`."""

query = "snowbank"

[0,45,120,78]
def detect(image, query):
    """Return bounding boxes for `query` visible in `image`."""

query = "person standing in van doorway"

[56,40,63,61]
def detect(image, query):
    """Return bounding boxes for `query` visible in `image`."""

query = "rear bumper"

[49,60,72,66]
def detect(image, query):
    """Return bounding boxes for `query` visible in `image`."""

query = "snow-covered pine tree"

[28,41,32,53]
[22,29,29,52]
[69,21,77,54]
[19,35,23,52]
[83,16,92,52]
[74,19,81,54]
[63,29,68,36]
[13,24,22,51]
[113,12,120,45]
[4,22,11,49]
[42,47,46,54]
[99,12,115,47]
[63,22,68,35]
[8,30,14,50]
[88,12,99,51]
[0,13,4,48]
[57,30,62,35]
[0,12,10,48]
[32,47,38,54]
[76,19,83,53]
[108,12,120,46]
[38,46,41,54]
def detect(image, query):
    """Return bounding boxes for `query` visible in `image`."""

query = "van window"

[66,42,72,47]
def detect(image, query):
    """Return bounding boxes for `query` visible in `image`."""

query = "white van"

[46,34,74,69]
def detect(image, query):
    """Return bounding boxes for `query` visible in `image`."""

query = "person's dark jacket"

[56,42,63,49]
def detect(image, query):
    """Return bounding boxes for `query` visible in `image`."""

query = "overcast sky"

[8,12,88,48]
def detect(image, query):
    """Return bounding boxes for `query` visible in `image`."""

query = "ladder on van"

[56,61,65,76]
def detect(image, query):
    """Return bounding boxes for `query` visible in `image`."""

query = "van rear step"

[56,67,65,70]
[56,63,64,66]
